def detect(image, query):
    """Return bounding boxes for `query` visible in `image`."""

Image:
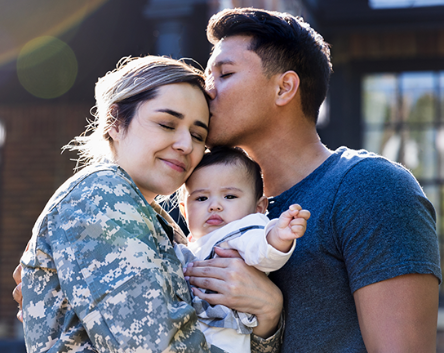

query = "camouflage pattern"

[250,319,283,353]
[21,163,222,353]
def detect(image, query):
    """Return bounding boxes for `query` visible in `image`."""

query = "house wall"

[0,104,90,338]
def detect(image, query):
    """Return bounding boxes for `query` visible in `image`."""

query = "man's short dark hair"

[192,146,264,201]
[207,7,332,123]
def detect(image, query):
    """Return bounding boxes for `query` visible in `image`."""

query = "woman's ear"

[276,71,300,107]
[256,196,269,214]
[107,104,122,141]
[108,123,121,141]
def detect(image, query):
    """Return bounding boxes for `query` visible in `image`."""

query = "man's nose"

[206,87,216,100]
[205,76,216,99]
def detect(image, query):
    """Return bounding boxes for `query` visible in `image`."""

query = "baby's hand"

[276,204,311,241]
[266,204,310,253]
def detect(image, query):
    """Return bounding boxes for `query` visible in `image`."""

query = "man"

[185,7,441,352]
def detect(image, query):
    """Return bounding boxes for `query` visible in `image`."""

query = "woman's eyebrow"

[155,109,209,131]
[156,108,184,119]
[195,120,209,131]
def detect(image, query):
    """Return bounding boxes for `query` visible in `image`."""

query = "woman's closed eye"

[191,133,205,142]
[159,123,174,130]
[220,72,233,79]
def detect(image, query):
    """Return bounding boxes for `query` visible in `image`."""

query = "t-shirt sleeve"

[331,158,442,293]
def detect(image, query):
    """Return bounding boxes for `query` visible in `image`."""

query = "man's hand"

[12,264,23,322]
[184,247,283,338]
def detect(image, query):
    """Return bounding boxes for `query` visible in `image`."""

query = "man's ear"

[275,71,299,107]
[256,196,269,214]
[179,202,187,220]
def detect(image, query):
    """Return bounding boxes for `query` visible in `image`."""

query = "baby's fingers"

[290,218,307,238]
[298,209,311,221]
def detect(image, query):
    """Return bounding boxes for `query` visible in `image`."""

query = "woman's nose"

[173,131,193,154]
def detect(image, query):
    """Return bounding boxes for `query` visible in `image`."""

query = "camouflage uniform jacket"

[21,163,281,353]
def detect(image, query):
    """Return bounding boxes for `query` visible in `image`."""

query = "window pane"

[424,184,440,231]
[363,74,397,126]
[440,72,444,122]
[438,127,444,178]
[404,127,437,179]
[401,72,436,123]
[363,128,386,155]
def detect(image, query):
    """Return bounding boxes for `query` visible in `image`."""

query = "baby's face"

[184,163,260,240]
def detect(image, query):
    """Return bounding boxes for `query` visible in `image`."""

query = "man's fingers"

[13,264,22,285]
[191,287,227,306]
[185,262,228,280]
[12,282,24,323]
[12,282,23,304]
[17,310,23,323]
[186,256,241,270]
[188,277,227,301]
[213,247,241,258]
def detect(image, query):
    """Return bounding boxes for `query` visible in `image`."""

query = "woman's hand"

[184,247,283,338]
[12,264,23,322]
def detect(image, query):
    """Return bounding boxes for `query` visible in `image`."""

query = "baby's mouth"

[206,214,224,225]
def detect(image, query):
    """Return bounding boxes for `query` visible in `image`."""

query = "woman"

[18,56,282,352]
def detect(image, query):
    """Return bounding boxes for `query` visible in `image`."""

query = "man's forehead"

[206,42,227,73]
[206,36,252,73]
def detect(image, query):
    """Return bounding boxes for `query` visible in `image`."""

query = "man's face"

[205,35,277,147]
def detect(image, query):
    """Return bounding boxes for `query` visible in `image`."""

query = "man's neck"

[242,130,332,198]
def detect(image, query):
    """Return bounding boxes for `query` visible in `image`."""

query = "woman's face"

[109,83,209,203]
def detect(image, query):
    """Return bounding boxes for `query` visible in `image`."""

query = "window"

[363,72,444,285]
[369,0,444,9]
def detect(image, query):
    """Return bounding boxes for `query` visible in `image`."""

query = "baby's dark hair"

[191,146,264,201]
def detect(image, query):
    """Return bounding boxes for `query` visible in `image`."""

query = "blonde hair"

[65,56,207,169]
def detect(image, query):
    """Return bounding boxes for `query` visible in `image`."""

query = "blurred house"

[1,0,443,350]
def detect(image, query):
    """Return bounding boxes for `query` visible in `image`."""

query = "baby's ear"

[179,202,187,220]
[256,196,268,214]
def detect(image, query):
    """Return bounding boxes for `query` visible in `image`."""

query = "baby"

[175,146,310,353]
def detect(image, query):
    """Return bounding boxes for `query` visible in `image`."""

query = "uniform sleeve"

[227,215,296,273]
[22,172,212,353]
[21,263,98,353]
[250,313,284,353]
[331,158,442,293]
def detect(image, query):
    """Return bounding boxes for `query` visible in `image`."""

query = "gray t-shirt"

[268,147,441,352]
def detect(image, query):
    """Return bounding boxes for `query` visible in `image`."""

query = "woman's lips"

[161,158,186,172]
[206,214,224,225]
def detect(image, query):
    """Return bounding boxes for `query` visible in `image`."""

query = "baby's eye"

[225,195,237,199]
[196,196,208,202]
